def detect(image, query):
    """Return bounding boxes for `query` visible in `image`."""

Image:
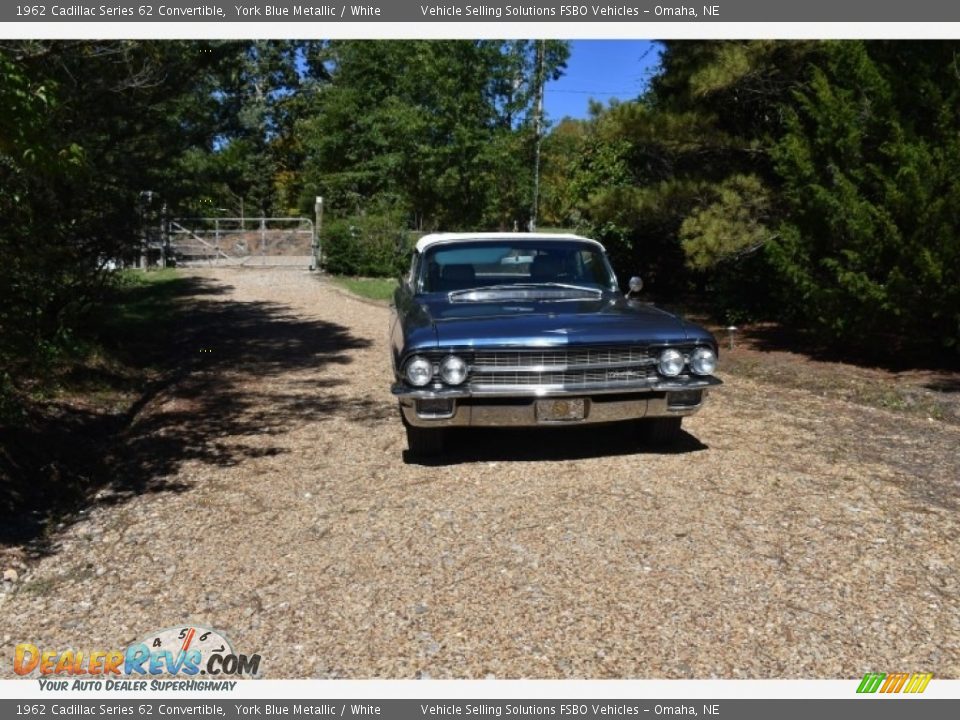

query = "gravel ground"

[1,267,958,679]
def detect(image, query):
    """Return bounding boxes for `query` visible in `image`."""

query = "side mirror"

[627,276,643,296]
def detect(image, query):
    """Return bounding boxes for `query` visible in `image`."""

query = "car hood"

[418,294,692,347]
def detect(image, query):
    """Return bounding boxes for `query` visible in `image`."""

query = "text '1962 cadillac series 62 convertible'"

[390,232,721,457]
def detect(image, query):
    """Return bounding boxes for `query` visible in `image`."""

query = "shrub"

[321,212,415,277]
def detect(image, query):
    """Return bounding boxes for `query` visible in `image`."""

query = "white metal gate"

[168,217,317,267]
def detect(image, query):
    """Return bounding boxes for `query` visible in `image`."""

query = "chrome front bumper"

[393,377,722,428]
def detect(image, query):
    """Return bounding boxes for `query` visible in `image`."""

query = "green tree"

[297,40,568,235]
[551,40,960,352]
[771,41,960,350]
[567,41,819,295]
[0,40,238,384]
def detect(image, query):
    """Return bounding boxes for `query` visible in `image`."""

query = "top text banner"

[6,1,960,23]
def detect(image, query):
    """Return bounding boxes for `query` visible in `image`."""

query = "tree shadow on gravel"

[1,274,373,551]
[404,423,707,466]
[728,322,960,374]
[923,375,960,393]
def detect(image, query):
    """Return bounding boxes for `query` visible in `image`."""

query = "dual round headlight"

[403,355,468,387]
[690,347,717,376]
[439,355,467,385]
[657,346,717,377]
[657,348,685,377]
[404,356,433,387]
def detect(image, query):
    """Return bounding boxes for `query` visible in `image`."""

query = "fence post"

[160,203,170,269]
[313,196,323,271]
[260,217,267,265]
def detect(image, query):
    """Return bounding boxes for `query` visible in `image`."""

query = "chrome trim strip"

[392,375,722,399]
[399,388,713,428]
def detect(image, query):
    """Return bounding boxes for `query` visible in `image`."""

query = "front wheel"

[641,417,683,445]
[403,419,445,458]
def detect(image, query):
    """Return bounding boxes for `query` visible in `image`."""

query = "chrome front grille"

[468,346,656,392]
[473,346,652,371]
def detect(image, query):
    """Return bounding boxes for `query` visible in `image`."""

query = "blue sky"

[545,40,662,121]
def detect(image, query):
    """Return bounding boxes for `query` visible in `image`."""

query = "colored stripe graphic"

[881,673,908,693]
[857,672,932,694]
[857,673,885,693]
[904,673,933,694]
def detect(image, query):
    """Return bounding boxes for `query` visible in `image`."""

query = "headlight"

[439,355,467,385]
[657,348,685,377]
[404,356,433,387]
[690,347,717,376]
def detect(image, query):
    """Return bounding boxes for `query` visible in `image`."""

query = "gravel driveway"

[2,267,958,678]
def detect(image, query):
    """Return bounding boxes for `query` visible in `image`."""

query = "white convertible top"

[414,232,603,254]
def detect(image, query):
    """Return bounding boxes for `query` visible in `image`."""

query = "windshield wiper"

[529,282,604,294]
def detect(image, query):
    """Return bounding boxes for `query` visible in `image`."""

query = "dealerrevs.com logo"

[856,672,933,694]
[14,626,261,689]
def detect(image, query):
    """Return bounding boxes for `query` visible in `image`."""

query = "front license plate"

[536,398,586,422]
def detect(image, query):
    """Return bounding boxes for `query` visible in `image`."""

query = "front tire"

[403,418,445,457]
[641,417,683,445]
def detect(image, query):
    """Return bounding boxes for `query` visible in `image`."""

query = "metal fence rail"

[169,217,316,267]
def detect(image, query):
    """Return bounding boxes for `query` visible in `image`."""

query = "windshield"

[419,239,618,294]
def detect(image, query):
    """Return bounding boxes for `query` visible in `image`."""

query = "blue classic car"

[390,233,721,456]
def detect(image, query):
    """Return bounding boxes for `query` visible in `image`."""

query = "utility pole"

[529,39,546,233]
